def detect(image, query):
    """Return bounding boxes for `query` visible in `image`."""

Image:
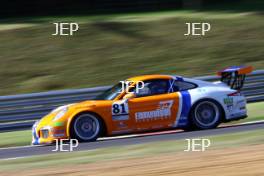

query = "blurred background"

[0,2,264,175]
[0,0,263,95]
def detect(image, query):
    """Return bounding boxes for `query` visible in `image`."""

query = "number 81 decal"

[112,100,129,115]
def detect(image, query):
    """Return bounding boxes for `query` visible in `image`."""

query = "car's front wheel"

[70,113,102,142]
[191,100,222,130]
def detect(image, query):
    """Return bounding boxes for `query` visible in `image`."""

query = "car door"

[171,79,197,127]
[128,79,181,132]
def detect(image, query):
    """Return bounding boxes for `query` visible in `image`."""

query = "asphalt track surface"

[0,122,263,160]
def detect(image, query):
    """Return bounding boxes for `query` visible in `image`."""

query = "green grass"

[0,128,263,172]
[0,102,263,148]
[0,11,263,95]
[241,102,264,122]
[0,130,31,148]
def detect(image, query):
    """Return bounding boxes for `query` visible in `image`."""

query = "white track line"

[1,156,27,161]
[239,120,264,125]
[0,145,35,150]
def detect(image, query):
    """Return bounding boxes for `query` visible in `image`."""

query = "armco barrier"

[0,70,263,131]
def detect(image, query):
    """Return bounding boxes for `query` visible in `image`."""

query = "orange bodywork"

[33,75,182,144]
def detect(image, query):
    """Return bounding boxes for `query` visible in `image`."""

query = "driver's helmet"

[149,81,167,95]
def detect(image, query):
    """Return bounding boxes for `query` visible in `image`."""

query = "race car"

[32,66,253,145]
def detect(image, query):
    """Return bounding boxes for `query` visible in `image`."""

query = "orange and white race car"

[32,66,252,145]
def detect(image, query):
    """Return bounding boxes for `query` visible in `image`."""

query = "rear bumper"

[224,95,247,121]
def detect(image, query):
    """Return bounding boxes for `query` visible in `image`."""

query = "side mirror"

[123,92,136,100]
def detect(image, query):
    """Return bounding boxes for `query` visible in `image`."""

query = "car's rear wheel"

[191,100,221,130]
[70,113,102,142]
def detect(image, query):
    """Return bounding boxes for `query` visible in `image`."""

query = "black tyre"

[70,113,102,142]
[191,100,222,130]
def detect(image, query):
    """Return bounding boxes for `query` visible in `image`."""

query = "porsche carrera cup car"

[32,66,253,145]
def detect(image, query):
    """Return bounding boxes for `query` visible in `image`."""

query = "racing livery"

[32,66,253,145]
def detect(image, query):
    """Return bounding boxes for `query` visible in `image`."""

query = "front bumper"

[32,122,68,145]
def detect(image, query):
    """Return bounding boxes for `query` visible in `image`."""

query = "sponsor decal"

[227,106,233,112]
[112,100,129,121]
[197,88,207,93]
[53,133,65,137]
[52,129,65,137]
[53,121,64,127]
[136,109,170,121]
[135,100,173,121]
[224,97,234,112]
[224,97,233,105]
[236,99,246,108]
[112,114,129,121]
[237,100,245,104]
[117,121,128,129]
[112,100,129,115]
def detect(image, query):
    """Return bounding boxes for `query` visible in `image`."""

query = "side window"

[173,81,197,92]
[136,79,169,97]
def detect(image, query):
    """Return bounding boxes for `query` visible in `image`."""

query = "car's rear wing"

[217,66,253,90]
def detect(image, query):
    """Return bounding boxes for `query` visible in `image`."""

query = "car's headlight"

[53,106,68,121]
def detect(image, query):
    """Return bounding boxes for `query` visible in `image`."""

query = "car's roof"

[127,74,174,82]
